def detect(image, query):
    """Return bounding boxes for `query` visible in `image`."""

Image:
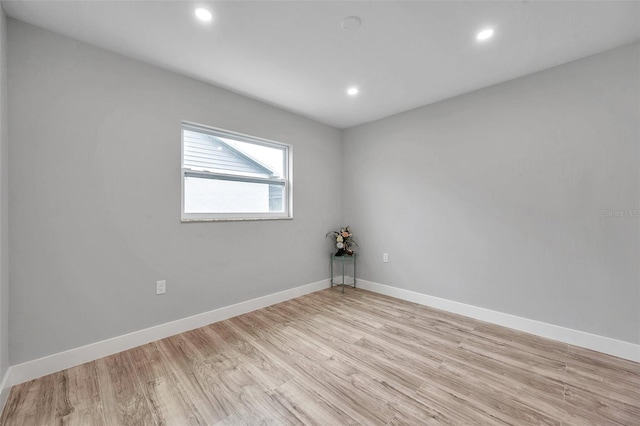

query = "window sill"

[181,216,293,223]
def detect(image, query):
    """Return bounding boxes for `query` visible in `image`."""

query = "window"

[181,123,292,221]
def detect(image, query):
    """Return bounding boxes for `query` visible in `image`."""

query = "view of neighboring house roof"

[183,130,275,178]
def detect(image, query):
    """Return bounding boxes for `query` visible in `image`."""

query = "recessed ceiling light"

[476,28,494,41]
[195,7,213,22]
[347,87,359,96]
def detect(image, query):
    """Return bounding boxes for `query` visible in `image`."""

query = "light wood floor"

[1,288,639,425]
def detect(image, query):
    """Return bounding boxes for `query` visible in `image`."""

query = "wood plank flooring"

[1,288,639,425]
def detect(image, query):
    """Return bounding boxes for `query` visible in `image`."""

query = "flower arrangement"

[326,226,358,256]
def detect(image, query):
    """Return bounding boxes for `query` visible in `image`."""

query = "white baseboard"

[4,276,638,397]
[6,279,330,388]
[358,279,640,363]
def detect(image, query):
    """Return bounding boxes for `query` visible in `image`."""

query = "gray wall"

[8,20,342,364]
[5,17,639,366]
[343,42,640,344]
[0,7,9,378]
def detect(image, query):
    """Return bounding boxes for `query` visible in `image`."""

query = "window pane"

[220,137,285,178]
[184,177,285,213]
[183,130,285,179]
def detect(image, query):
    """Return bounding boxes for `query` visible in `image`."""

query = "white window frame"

[181,122,293,222]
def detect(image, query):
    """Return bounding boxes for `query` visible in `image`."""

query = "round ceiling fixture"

[347,87,359,96]
[195,7,213,22]
[341,16,362,31]
[476,28,495,41]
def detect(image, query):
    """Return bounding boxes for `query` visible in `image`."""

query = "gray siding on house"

[183,130,273,178]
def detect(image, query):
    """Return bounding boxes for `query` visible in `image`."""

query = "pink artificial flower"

[341,231,349,238]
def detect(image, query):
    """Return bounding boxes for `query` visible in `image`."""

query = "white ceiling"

[3,1,640,129]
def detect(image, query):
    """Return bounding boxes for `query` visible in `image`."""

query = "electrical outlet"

[156,280,166,295]
[383,253,389,263]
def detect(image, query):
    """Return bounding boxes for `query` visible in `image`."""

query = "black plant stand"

[330,254,357,294]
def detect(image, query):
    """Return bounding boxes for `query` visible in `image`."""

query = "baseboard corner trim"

[358,279,640,363]
[0,367,12,413]
[7,279,330,387]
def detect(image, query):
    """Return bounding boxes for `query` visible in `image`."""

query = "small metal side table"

[330,254,357,293]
